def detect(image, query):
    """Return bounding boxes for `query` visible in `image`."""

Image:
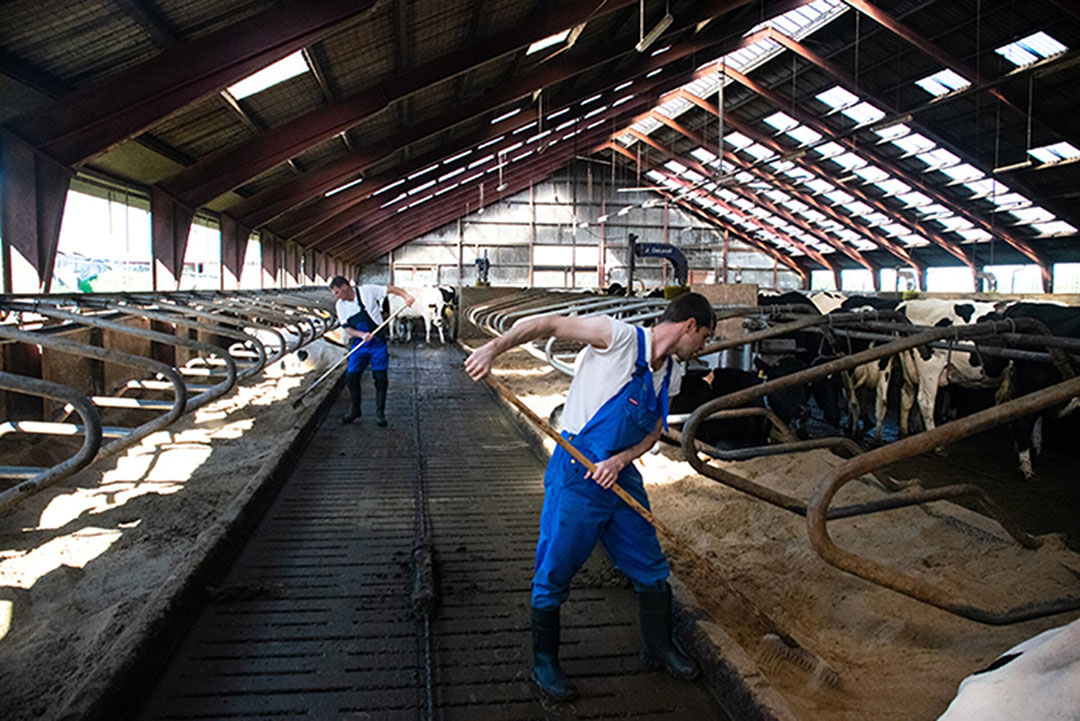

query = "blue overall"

[532,326,673,610]
[344,306,389,373]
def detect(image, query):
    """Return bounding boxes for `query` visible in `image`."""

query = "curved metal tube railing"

[0,288,336,510]
[0,372,102,511]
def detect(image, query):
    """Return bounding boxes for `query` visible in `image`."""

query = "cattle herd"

[668,289,1080,481]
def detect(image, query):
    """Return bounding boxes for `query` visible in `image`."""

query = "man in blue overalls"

[329,276,414,426]
[466,292,715,701]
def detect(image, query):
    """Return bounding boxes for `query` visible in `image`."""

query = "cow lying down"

[937,616,1080,720]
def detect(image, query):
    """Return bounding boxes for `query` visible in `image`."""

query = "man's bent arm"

[465,314,612,381]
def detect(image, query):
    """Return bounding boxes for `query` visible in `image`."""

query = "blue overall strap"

[659,357,673,430]
[632,326,649,377]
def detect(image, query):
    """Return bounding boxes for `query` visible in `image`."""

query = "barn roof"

[2,0,1077,280]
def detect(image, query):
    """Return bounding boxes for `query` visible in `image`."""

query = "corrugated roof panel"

[240,73,326,129]
[152,95,256,158]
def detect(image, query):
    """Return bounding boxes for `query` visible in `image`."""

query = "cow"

[977,302,1080,479]
[670,368,769,448]
[831,296,902,441]
[895,298,1001,437]
[937,616,1080,720]
[388,286,448,343]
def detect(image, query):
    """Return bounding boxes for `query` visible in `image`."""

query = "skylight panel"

[527,29,571,55]
[874,123,910,141]
[874,179,910,195]
[854,164,889,183]
[914,69,971,97]
[892,133,935,155]
[806,178,834,194]
[830,152,865,170]
[964,178,1008,198]
[937,215,972,232]
[787,125,822,145]
[814,141,845,159]
[865,212,891,226]
[956,228,992,242]
[840,200,871,216]
[841,102,886,124]
[940,163,983,183]
[743,143,776,161]
[725,132,753,150]
[1008,206,1054,224]
[1032,220,1077,236]
[916,203,951,217]
[881,222,909,237]
[816,85,859,110]
[764,112,800,133]
[901,233,930,247]
[683,169,706,183]
[898,191,931,207]
[646,170,666,182]
[988,192,1030,208]
[227,51,310,99]
[1028,141,1080,163]
[690,148,718,163]
[664,160,689,174]
[916,148,961,169]
[995,32,1067,67]
[826,189,854,205]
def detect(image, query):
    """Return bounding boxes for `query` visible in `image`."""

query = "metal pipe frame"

[681,317,1080,622]
[0,324,187,461]
[0,372,102,511]
[0,289,334,510]
[808,373,1080,624]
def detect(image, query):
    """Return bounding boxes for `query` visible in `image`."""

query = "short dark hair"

[329,276,350,289]
[658,292,715,330]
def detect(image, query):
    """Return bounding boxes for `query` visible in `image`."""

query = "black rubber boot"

[341,371,362,424]
[373,370,389,426]
[638,584,700,680]
[531,606,577,702]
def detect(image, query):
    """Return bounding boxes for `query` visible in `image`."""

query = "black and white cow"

[896,298,1001,436]
[937,616,1080,720]
[832,296,902,440]
[978,302,1080,479]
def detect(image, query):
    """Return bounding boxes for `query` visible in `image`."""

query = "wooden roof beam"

[7,0,375,167]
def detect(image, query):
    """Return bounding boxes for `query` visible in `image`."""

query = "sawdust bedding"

[490,346,1080,721]
[0,344,339,721]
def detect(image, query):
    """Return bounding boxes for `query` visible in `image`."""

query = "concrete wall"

[357,161,803,291]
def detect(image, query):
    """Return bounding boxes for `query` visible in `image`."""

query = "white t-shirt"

[336,284,387,327]
[561,317,683,435]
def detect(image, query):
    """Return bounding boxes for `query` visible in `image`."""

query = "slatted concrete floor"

[137,345,727,720]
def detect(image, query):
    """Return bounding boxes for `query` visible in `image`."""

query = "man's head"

[658,292,715,360]
[329,276,354,302]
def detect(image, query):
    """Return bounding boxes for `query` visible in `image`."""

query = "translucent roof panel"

[763,111,800,133]
[787,125,823,145]
[995,31,1068,67]
[1029,141,1080,163]
[892,133,936,155]
[939,163,984,183]
[1032,221,1078,236]
[840,101,886,124]
[816,85,859,110]
[227,51,310,100]
[914,69,971,97]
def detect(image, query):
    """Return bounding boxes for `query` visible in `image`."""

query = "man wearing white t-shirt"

[465,292,715,701]
[329,276,413,426]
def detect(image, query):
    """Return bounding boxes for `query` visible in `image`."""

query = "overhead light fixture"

[636,10,673,53]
